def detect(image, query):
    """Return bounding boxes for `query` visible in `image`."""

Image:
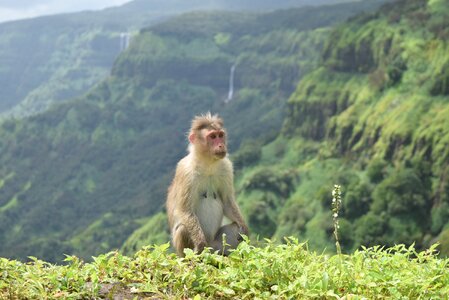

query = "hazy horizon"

[0,0,133,23]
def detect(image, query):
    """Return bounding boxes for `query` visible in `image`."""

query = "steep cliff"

[238,0,449,253]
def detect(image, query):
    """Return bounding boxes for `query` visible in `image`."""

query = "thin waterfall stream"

[225,64,236,103]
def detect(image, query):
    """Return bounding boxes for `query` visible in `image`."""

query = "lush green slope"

[0,1,385,262]
[0,6,155,117]
[1,241,448,299]
[0,0,354,119]
[236,0,449,255]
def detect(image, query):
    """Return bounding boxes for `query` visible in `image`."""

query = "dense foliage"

[233,0,449,255]
[1,241,448,299]
[0,1,384,262]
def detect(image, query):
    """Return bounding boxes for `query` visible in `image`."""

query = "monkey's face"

[205,129,227,159]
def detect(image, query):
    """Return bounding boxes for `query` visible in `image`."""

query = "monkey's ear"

[188,132,195,144]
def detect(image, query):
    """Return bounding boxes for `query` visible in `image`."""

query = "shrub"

[385,216,423,247]
[354,212,387,247]
[247,200,277,237]
[338,217,354,250]
[371,168,429,221]
[242,168,297,198]
[232,141,262,170]
[343,182,372,219]
[317,186,332,208]
[437,228,449,257]
[366,158,387,183]
[277,197,312,236]
[430,202,449,234]
[386,55,407,86]
[430,60,449,96]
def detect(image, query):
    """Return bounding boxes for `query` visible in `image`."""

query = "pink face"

[206,130,227,158]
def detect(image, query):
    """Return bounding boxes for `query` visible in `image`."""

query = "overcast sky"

[0,0,133,23]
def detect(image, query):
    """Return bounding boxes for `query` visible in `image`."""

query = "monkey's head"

[189,113,227,160]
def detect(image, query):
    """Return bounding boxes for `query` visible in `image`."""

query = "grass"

[1,240,448,299]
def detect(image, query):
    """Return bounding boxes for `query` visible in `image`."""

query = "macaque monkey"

[166,113,248,256]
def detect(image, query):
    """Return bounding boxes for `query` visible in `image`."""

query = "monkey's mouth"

[215,151,226,158]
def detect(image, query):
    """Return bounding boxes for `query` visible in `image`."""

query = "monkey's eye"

[218,132,224,138]
[210,133,216,139]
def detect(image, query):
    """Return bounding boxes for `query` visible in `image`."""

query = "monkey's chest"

[195,192,223,242]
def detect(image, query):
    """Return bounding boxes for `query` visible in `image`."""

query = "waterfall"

[226,64,236,103]
[120,32,131,51]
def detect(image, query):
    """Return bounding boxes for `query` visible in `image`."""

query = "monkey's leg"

[172,224,194,257]
[211,223,242,256]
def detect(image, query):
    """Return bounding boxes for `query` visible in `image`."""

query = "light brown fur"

[166,113,248,256]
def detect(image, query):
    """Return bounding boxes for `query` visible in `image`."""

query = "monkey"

[166,113,248,256]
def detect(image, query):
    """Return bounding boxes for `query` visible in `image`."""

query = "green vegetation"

[0,1,385,262]
[1,241,448,299]
[0,7,152,117]
[3,1,449,294]
[3,0,448,268]
[233,0,449,256]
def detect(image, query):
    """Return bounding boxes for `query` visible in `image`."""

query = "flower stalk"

[332,184,342,255]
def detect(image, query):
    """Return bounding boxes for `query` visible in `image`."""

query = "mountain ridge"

[0,0,357,118]
[0,1,387,261]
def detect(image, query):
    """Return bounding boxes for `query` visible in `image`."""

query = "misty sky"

[0,0,133,23]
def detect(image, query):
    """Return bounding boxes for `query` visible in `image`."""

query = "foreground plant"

[1,241,448,299]
[332,184,342,255]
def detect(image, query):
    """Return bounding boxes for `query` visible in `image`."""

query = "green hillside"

[0,1,385,262]
[0,5,155,118]
[0,0,352,119]
[234,0,449,255]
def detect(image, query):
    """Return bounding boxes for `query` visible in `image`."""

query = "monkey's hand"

[239,224,249,237]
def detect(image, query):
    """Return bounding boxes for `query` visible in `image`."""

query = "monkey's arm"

[222,196,249,236]
[220,161,249,235]
[220,179,249,236]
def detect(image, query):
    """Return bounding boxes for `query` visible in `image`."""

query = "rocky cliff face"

[277,0,449,253]
[286,0,449,166]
